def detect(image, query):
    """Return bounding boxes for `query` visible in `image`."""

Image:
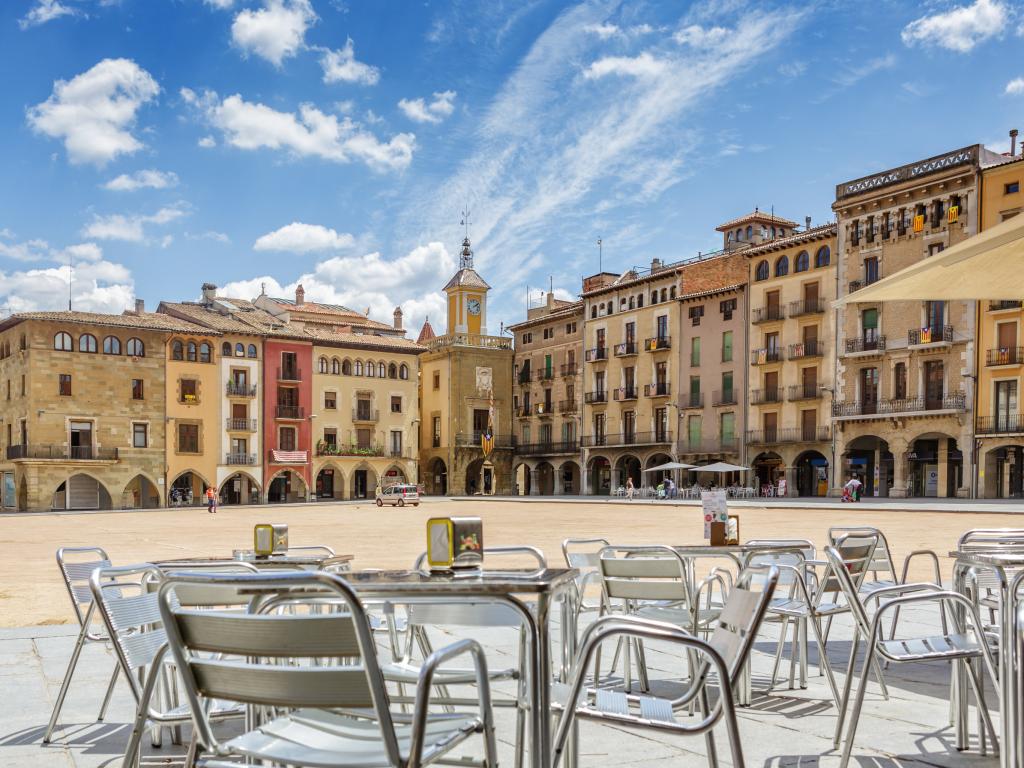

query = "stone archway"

[53,473,114,511]
[587,455,611,495]
[220,472,262,505]
[169,470,210,506]
[615,454,642,490]
[314,464,344,500]
[751,452,784,493]
[644,452,674,487]
[535,461,555,495]
[905,432,961,498]
[983,444,1024,499]
[793,450,829,497]
[513,461,531,496]
[17,476,27,512]
[558,460,581,495]
[381,464,407,488]
[464,459,495,495]
[122,474,161,509]
[426,457,448,495]
[349,462,377,499]
[841,435,894,498]
[267,470,307,503]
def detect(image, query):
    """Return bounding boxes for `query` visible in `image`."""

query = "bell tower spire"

[443,208,491,336]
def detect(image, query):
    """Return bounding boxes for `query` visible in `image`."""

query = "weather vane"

[460,207,472,239]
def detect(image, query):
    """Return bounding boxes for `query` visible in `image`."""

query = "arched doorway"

[221,472,261,505]
[314,466,343,500]
[535,462,555,495]
[464,459,495,495]
[268,470,307,503]
[906,434,961,498]
[381,465,407,488]
[122,474,160,509]
[645,452,674,487]
[558,460,581,495]
[588,456,610,495]
[514,462,530,495]
[169,471,209,506]
[843,436,893,497]
[794,451,829,497]
[53,474,113,511]
[615,455,641,491]
[984,445,1024,498]
[426,458,448,495]
[350,463,377,499]
[751,452,784,493]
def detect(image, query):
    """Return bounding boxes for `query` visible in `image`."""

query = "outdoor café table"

[154,552,353,571]
[342,567,580,768]
[949,549,1024,768]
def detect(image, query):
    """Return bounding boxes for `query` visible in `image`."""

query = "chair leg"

[799,617,809,688]
[699,686,719,768]
[833,633,861,748]
[869,653,889,701]
[768,618,789,692]
[514,629,528,768]
[808,615,841,710]
[43,623,91,743]
[964,656,999,756]
[97,660,120,722]
[838,640,876,768]
[820,615,834,675]
[787,618,799,690]
[184,731,199,768]
[123,651,164,768]
[635,639,651,693]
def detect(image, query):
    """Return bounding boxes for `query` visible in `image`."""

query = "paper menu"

[701,490,728,539]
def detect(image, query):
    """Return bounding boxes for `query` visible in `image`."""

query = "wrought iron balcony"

[613,387,638,402]
[788,384,822,401]
[515,405,532,418]
[277,366,302,382]
[561,362,578,376]
[750,388,783,405]
[535,368,555,381]
[275,405,305,419]
[750,348,783,365]
[789,340,824,359]
[534,402,554,417]
[513,440,579,456]
[644,383,671,398]
[225,452,257,465]
[225,418,257,432]
[908,325,953,346]
[613,342,638,357]
[977,414,1024,434]
[558,399,578,413]
[6,444,118,461]
[679,392,703,409]
[584,347,607,362]
[517,368,532,385]
[352,408,379,423]
[644,336,671,351]
[454,432,513,448]
[582,431,672,447]
[584,391,607,404]
[226,382,257,397]
[752,306,785,324]
[746,427,830,444]
[677,437,737,454]
[986,347,1024,366]
[713,389,737,406]
[316,443,385,457]
[989,301,1022,311]
[844,336,886,354]
[832,394,966,417]
[789,298,826,317]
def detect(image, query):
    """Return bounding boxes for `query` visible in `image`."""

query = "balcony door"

[862,308,878,348]
[596,328,606,353]
[655,408,668,442]
[766,290,780,317]
[69,421,93,459]
[656,314,668,340]
[762,412,777,442]
[995,380,1018,431]
[472,409,489,437]
[764,370,779,401]
[801,366,817,398]
[998,322,1017,361]
[924,361,944,410]
[803,282,819,307]
[623,411,636,443]
[687,415,702,449]
[860,367,879,414]
[801,409,816,441]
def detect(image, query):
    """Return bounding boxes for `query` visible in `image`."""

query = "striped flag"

[481,390,495,456]
[271,450,308,463]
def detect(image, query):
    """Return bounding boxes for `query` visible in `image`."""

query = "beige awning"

[834,212,1024,304]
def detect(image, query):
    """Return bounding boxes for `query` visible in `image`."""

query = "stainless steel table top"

[342,567,578,595]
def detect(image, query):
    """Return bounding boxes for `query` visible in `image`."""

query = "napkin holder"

[709,521,727,546]
[253,523,289,556]
[426,516,483,570]
[726,515,740,546]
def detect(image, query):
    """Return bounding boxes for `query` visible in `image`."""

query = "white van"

[376,484,420,507]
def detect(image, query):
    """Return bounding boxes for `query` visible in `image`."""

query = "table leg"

[534,592,552,768]
[561,586,579,768]
[999,576,1013,768]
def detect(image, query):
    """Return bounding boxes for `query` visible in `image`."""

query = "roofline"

[310,338,424,355]
[677,282,746,303]
[0,312,214,335]
[506,304,584,331]
[740,223,837,258]
[715,213,799,232]
[834,144,981,202]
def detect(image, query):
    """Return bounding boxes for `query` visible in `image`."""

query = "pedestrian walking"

[625,477,635,500]
[206,486,217,513]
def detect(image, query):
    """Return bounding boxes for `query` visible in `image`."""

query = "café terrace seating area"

[2,520,1022,768]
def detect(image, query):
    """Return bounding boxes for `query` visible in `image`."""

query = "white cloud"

[583,22,619,39]
[901,0,1007,52]
[26,58,160,166]
[584,51,666,79]
[185,89,416,171]
[0,237,50,263]
[81,204,189,243]
[102,169,179,192]
[398,90,457,124]
[220,242,454,333]
[204,0,234,8]
[673,24,729,47]
[253,222,355,253]
[186,230,231,243]
[319,39,381,85]
[1006,77,1024,94]
[832,53,897,88]
[231,0,317,66]
[778,60,806,78]
[198,135,217,148]
[19,0,79,28]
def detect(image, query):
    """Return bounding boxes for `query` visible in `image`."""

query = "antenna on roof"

[597,237,603,273]
[549,275,553,294]
[67,249,73,311]
[460,206,471,240]
[260,281,266,296]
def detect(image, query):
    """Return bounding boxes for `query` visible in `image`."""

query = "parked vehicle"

[375,484,420,507]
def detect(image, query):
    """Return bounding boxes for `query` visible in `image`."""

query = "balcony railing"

[677,438,738,454]
[454,432,513,448]
[789,340,824,359]
[788,384,822,401]
[752,306,785,324]
[535,368,555,381]
[844,336,886,354]
[614,342,638,357]
[514,440,579,456]
[316,443,386,457]
[517,369,532,385]
[427,333,513,351]
[680,392,703,409]
[535,402,554,417]
[561,363,578,376]
[581,431,672,447]
[644,336,672,351]
[352,408,379,423]
[226,382,257,397]
[908,325,953,346]
[515,405,532,418]
[750,348,783,365]
[584,347,607,362]
[713,390,737,406]
[789,298,826,317]
[558,399,578,413]
[644,383,671,398]
[225,418,257,432]
[5,444,119,461]
[986,347,1024,366]
[977,415,1024,435]
[989,301,1022,311]
[277,367,302,382]
[584,391,607,404]
[832,394,966,417]
[747,427,830,444]
[225,452,257,465]
[750,388,784,405]
[275,405,305,419]
[613,387,638,401]
[849,272,881,294]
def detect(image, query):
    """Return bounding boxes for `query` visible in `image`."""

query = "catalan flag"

[481,391,495,456]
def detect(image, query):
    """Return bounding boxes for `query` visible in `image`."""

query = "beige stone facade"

[832,144,1002,498]
[508,292,583,495]
[743,222,838,496]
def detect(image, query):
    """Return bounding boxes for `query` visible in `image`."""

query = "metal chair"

[562,538,610,627]
[159,570,498,768]
[553,563,779,768]
[828,543,999,768]
[44,546,121,743]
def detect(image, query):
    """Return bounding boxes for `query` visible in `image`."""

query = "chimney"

[651,257,663,272]
[546,291,555,309]
[134,299,145,315]
[1011,129,1019,158]
[200,283,217,305]
[393,306,403,330]
[295,284,305,306]
[805,216,812,231]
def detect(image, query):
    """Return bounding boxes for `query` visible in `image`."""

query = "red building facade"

[262,338,313,502]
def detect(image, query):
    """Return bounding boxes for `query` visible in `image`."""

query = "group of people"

[624,476,678,500]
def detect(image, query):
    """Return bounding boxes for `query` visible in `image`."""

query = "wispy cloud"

[81,203,189,243]
[811,52,896,102]
[398,90,457,124]
[102,169,179,192]
[318,39,380,85]
[901,0,1008,53]
[1006,76,1024,95]
[19,0,80,29]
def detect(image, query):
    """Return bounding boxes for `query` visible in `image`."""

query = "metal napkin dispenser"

[253,523,289,556]
[426,517,483,570]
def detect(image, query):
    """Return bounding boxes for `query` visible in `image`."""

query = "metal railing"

[581,431,672,447]
[676,438,737,454]
[613,387,638,401]
[559,399,578,413]
[275,405,305,419]
[644,383,671,398]
[713,389,737,406]
[352,408,379,422]
[225,452,257,465]
[561,363,578,376]
[788,384,822,400]
[746,426,830,444]
[226,382,257,397]
[584,347,607,362]
[832,393,966,417]
[680,392,703,408]
[454,432,513,448]
[277,367,302,382]
[750,388,783,405]
[517,369,532,385]
[644,336,672,351]
[989,301,1022,311]
[535,368,555,381]
[614,342,638,357]
[750,348,783,365]
[513,440,579,455]
[316,443,385,457]
[986,347,1024,366]
[977,415,1024,434]
[789,340,824,359]
[584,391,607,404]
[844,336,886,354]
[515,405,532,418]
[752,306,785,324]
[426,333,513,351]
[908,325,953,345]
[790,298,826,316]
[535,402,554,417]
[225,418,257,432]
[6,444,119,461]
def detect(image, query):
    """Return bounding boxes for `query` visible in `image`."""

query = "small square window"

[180,379,198,403]
[1006,181,1020,195]
[132,423,148,448]
[391,395,402,413]
[58,374,72,396]
[432,371,440,390]
[132,378,144,400]
[324,391,337,410]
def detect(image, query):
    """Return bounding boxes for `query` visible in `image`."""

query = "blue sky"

[0,0,1021,336]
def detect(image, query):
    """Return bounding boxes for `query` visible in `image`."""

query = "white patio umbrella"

[694,461,750,473]
[835,211,1024,304]
[643,461,697,472]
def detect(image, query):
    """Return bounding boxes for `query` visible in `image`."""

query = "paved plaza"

[0,497,1020,767]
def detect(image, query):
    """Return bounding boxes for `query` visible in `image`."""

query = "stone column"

[889,438,909,498]
[610,467,621,493]
[529,467,541,496]
[553,466,564,496]
[581,465,591,496]
[937,440,949,498]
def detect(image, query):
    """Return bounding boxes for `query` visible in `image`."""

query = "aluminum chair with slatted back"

[827,544,1000,768]
[159,570,498,768]
[44,546,121,743]
[553,563,780,768]
[958,528,1024,626]
[562,538,611,626]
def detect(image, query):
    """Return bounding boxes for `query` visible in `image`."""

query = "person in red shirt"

[206,486,217,513]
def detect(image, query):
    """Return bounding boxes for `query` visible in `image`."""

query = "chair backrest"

[819,532,879,597]
[147,562,260,608]
[598,545,691,604]
[821,546,873,635]
[160,571,399,764]
[829,526,895,581]
[744,541,814,588]
[562,538,610,571]
[707,563,780,678]
[958,528,1024,552]
[57,546,113,633]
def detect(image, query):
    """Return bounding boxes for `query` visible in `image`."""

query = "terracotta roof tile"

[0,310,211,334]
[739,222,837,257]
[301,324,424,354]
[715,210,799,231]
[417,319,436,343]
[158,300,294,336]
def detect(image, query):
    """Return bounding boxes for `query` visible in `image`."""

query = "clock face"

[467,298,481,316]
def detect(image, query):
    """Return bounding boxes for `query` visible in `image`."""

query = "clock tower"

[444,236,490,336]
